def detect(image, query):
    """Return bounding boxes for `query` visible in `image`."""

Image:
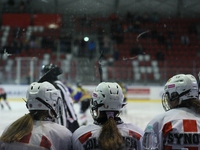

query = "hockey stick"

[98,50,104,82]
[38,66,63,83]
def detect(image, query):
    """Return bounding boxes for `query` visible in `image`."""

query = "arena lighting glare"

[48,24,58,29]
[84,37,89,42]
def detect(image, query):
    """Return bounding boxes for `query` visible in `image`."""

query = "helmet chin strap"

[170,89,191,101]
[36,97,57,118]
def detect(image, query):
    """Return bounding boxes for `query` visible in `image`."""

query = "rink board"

[1,84,164,101]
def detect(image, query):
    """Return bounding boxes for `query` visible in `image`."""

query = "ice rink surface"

[0,100,164,135]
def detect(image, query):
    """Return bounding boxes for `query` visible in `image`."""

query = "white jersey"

[72,121,144,150]
[54,80,79,132]
[0,120,72,150]
[143,107,200,150]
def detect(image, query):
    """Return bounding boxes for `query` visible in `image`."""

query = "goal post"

[16,57,38,85]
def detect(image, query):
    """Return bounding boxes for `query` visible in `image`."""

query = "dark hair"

[178,98,200,114]
[98,111,124,150]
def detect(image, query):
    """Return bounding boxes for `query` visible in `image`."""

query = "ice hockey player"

[72,82,144,150]
[72,82,91,126]
[0,81,72,149]
[0,86,11,110]
[40,63,79,133]
[143,74,200,150]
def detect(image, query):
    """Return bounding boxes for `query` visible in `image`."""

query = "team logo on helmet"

[168,84,175,88]
[93,93,98,97]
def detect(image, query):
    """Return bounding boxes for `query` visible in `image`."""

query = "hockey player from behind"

[0,86,11,110]
[72,82,144,150]
[73,82,91,125]
[40,64,79,133]
[143,74,200,150]
[0,81,72,150]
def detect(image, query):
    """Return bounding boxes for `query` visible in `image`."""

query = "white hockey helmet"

[90,82,125,120]
[162,74,199,111]
[26,81,61,118]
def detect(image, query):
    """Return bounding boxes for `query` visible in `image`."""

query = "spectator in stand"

[155,49,165,61]
[167,27,175,39]
[60,33,72,53]
[103,35,111,55]
[125,11,133,24]
[113,44,120,61]
[141,12,150,23]
[165,37,172,50]
[150,11,160,23]
[157,32,165,45]
[72,38,79,57]
[181,32,190,45]
[79,37,87,57]
[150,27,158,39]
[97,26,104,52]
[130,43,144,56]
[188,24,197,35]
[19,0,25,13]
[88,39,96,60]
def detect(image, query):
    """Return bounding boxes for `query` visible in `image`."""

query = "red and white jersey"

[143,107,200,150]
[0,88,6,95]
[72,122,144,150]
[0,120,72,150]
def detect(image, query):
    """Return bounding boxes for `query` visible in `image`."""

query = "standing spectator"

[150,11,160,23]
[72,82,144,150]
[0,87,11,110]
[72,38,79,57]
[103,35,111,55]
[79,37,87,57]
[130,43,144,56]
[143,74,200,150]
[181,32,190,45]
[157,32,165,45]
[165,37,172,50]
[150,27,158,39]
[19,0,25,13]
[40,64,79,133]
[167,27,175,39]
[88,39,96,60]
[60,33,72,53]
[97,26,104,52]
[155,49,165,61]
[0,81,72,149]
[113,44,120,61]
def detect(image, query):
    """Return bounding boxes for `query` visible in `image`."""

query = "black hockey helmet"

[41,64,55,75]
[39,64,63,83]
